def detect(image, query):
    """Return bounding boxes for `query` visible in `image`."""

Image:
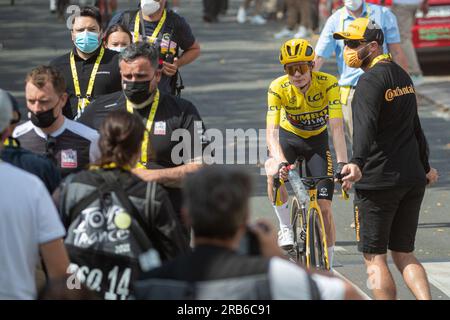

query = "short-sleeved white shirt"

[269,257,346,300]
[0,162,66,299]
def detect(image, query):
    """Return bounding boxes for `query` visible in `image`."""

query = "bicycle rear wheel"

[307,208,328,270]
[290,197,306,265]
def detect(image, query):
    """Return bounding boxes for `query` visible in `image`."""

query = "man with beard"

[109,0,200,96]
[78,41,207,234]
[314,0,407,145]
[335,18,439,300]
[13,66,100,179]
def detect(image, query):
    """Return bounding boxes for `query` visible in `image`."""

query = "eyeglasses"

[285,63,311,76]
[344,40,367,49]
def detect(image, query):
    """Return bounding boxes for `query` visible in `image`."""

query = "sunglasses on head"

[285,63,311,76]
[344,40,367,49]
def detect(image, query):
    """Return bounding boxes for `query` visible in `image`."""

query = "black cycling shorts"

[279,128,334,201]
[354,185,425,254]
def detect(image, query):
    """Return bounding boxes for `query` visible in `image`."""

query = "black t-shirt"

[78,91,207,213]
[109,9,196,94]
[0,139,62,193]
[12,119,100,179]
[350,60,430,189]
[50,47,122,119]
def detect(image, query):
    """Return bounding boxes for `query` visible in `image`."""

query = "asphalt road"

[1,0,449,300]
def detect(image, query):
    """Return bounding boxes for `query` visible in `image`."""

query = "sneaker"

[250,15,267,25]
[274,27,295,39]
[237,7,246,24]
[278,227,294,248]
[411,74,425,87]
[293,25,310,39]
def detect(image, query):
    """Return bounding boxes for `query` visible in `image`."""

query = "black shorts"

[279,128,334,201]
[354,185,425,254]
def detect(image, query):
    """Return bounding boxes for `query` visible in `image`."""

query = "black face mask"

[123,80,153,104]
[28,107,58,128]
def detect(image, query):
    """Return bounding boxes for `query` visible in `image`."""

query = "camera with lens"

[164,52,175,64]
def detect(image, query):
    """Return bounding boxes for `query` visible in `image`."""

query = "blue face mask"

[74,31,100,54]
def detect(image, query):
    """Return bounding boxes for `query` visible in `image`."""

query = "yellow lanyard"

[340,5,371,32]
[134,9,167,44]
[369,54,392,68]
[70,46,105,117]
[126,90,160,169]
[90,162,132,171]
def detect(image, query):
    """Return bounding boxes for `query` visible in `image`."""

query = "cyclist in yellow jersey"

[265,39,351,268]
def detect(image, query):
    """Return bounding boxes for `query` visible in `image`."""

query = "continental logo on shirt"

[284,108,328,131]
[385,85,415,102]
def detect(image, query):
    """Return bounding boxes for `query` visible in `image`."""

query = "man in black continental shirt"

[78,42,206,228]
[334,18,439,300]
[50,6,122,120]
[108,0,200,95]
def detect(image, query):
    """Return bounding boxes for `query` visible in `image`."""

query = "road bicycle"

[273,159,348,270]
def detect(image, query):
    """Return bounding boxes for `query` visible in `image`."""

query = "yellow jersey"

[267,71,343,139]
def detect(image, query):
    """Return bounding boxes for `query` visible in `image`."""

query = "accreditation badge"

[61,149,78,168]
[154,121,166,135]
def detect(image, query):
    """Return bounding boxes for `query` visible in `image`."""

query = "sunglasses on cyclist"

[284,63,311,76]
[344,40,368,49]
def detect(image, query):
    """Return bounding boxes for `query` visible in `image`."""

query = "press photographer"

[133,166,362,300]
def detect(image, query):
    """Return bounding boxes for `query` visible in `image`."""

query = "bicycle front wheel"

[307,208,329,270]
[290,197,306,265]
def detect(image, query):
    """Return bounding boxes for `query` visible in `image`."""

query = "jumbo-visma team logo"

[284,107,329,131]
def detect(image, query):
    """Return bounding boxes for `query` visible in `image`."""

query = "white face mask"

[109,46,126,53]
[141,0,161,16]
[344,0,363,12]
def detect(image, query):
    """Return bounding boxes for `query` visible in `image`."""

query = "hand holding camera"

[243,219,284,258]
[162,56,178,77]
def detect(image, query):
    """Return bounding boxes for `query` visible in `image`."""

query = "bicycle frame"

[274,172,333,270]
[303,183,330,270]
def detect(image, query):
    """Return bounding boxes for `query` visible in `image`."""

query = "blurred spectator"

[55,110,189,300]
[314,0,407,145]
[13,66,100,179]
[109,0,200,96]
[203,0,221,22]
[391,0,427,86]
[0,93,70,299]
[104,23,133,53]
[274,0,314,39]
[0,89,62,193]
[50,0,69,20]
[171,0,180,13]
[134,166,363,300]
[50,6,122,119]
[220,0,229,15]
[236,0,267,25]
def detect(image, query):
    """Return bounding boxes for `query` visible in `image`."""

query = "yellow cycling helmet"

[279,39,315,65]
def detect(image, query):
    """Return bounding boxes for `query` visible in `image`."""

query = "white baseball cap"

[0,89,13,133]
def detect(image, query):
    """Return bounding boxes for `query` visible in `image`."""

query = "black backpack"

[64,170,160,300]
